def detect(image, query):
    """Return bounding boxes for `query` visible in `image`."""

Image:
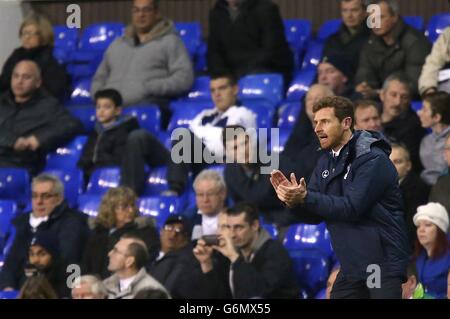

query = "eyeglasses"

[163,224,184,234]
[131,6,155,14]
[31,193,58,200]
[21,31,40,38]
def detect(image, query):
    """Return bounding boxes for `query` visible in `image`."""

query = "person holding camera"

[190,202,299,299]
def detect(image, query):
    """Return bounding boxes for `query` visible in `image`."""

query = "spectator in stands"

[23,231,70,298]
[390,143,430,247]
[207,0,293,84]
[103,235,169,299]
[418,92,450,185]
[184,169,227,239]
[419,27,450,97]
[147,215,193,298]
[81,187,159,279]
[78,89,139,183]
[167,74,256,195]
[429,134,450,217]
[401,264,418,299]
[0,174,88,291]
[326,267,340,299]
[380,74,427,172]
[355,0,431,98]
[191,202,299,298]
[317,54,362,100]
[0,13,70,101]
[353,100,382,131]
[91,0,194,128]
[323,0,370,78]
[17,275,58,299]
[0,60,83,175]
[71,275,107,299]
[413,203,450,299]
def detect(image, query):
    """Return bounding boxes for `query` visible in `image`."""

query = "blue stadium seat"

[0,226,15,270]
[142,166,169,196]
[286,69,317,102]
[157,131,172,151]
[283,19,312,70]
[261,223,278,239]
[314,288,327,299]
[170,99,214,113]
[45,135,88,170]
[138,196,183,229]
[270,128,291,153]
[68,78,93,105]
[167,103,210,131]
[68,106,96,134]
[283,223,334,298]
[403,15,425,31]
[0,168,30,207]
[185,76,212,101]
[86,167,121,195]
[0,290,19,299]
[195,41,208,72]
[77,194,102,217]
[317,19,342,42]
[278,102,302,130]
[301,40,324,70]
[174,22,202,58]
[238,73,284,107]
[411,100,423,113]
[0,200,17,266]
[44,169,84,208]
[123,105,161,134]
[208,164,225,176]
[244,102,274,129]
[53,25,79,64]
[426,13,450,42]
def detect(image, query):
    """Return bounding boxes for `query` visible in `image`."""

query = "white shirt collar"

[29,214,49,229]
[119,274,137,292]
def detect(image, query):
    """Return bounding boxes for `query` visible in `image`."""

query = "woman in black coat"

[81,187,160,279]
[0,14,70,101]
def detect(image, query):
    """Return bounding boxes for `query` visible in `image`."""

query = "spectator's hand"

[13,137,28,151]
[24,135,40,151]
[213,233,239,263]
[272,172,307,208]
[193,239,214,273]
[2,287,15,291]
[356,82,377,98]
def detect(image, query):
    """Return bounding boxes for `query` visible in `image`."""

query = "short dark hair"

[390,142,410,161]
[313,96,355,130]
[423,91,450,125]
[134,0,160,9]
[354,99,380,113]
[341,0,367,9]
[94,89,123,107]
[121,235,149,269]
[210,73,238,86]
[368,0,399,16]
[225,202,259,225]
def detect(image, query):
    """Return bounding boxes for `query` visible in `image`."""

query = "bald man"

[0,60,82,174]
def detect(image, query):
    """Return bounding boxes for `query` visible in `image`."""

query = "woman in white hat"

[413,202,450,299]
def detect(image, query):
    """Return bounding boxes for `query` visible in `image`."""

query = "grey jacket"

[91,18,194,105]
[103,267,170,299]
[419,126,450,185]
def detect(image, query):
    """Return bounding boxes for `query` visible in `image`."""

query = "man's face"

[418,101,440,129]
[354,105,382,131]
[318,62,348,95]
[225,132,252,164]
[313,107,348,151]
[132,0,159,33]
[227,213,259,250]
[29,245,52,271]
[371,1,398,37]
[305,85,333,123]
[341,0,366,29]
[210,78,238,112]
[389,147,411,180]
[107,238,132,272]
[72,283,100,299]
[96,98,121,126]
[160,222,188,253]
[380,80,410,120]
[11,61,41,101]
[31,181,63,218]
[194,179,226,216]
[443,136,450,167]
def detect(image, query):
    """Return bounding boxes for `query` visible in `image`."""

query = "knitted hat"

[320,54,354,80]
[30,231,60,257]
[413,202,449,234]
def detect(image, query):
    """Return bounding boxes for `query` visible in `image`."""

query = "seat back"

[138,196,182,229]
[69,78,93,105]
[43,169,84,208]
[86,167,121,195]
[238,73,284,107]
[286,69,317,101]
[45,135,88,170]
[123,105,161,134]
[186,76,212,101]
[0,168,30,207]
[403,15,425,31]
[317,19,342,42]
[142,166,169,196]
[426,13,450,42]
[68,106,96,134]
[301,40,324,70]
[77,194,102,217]
[278,102,302,130]
[78,22,125,51]
[174,22,202,57]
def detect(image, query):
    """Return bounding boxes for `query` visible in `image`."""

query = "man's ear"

[379,89,385,103]
[125,255,135,269]
[343,117,352,130]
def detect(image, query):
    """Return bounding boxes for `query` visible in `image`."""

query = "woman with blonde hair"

[81,186,159,279]
[0,13,70,100]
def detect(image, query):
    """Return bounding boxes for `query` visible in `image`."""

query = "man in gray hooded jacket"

[91,0,194,127]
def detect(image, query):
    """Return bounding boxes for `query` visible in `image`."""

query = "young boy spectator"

[77,89,139,181]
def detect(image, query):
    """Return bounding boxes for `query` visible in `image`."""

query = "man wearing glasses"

[0,174,89,293]
[91,0,194,128]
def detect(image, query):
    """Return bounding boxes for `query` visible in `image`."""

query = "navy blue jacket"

[0,201,89,289]
[292,130,410,280]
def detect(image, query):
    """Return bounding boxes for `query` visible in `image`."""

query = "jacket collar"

[124,18,175,45]
[240,228,271,262]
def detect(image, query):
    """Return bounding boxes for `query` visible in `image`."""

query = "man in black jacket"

[355,0,431,98]
[0,60,83,175]
[191,203,299,298]
[0,173,89,291]
[207,0,293,84]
